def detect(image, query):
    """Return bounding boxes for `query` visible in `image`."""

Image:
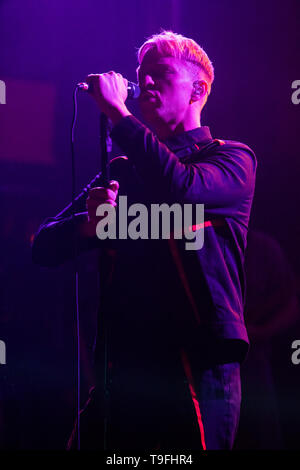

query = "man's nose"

[141,74,155,89]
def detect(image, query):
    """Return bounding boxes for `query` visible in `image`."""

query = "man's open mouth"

[140,90,157,99]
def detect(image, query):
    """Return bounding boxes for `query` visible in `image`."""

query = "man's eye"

[153,69,171,78]
[138,68,173,83]
[153,71,163,78]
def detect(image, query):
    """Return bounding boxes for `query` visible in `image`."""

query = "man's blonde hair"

[137,30,214,94]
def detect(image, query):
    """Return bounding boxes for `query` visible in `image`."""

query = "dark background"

[0,0,299,450]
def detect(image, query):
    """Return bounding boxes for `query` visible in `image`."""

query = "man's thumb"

[109,180,119,193]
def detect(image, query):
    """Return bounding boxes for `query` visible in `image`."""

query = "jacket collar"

[162,126,213,153]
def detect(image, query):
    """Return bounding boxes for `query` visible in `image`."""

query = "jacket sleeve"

[32,211,100,268]
[111,115,257,210]
[31,168,113,267]
[31,158,131,268]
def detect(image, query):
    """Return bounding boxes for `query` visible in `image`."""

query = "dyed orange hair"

[137,30,214,94]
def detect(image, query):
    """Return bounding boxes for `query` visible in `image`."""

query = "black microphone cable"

[71,84,81,450]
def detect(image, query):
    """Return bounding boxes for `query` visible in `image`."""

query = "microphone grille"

[128,82,140,99]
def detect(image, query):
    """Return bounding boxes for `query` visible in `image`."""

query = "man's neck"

[155,116,201,140]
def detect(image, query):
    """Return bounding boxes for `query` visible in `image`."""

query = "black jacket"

[32,116,257,369]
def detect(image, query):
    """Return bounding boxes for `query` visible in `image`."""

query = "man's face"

[137,49,195,129]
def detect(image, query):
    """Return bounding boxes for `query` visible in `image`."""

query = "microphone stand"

[100,113,111,185]
[99,112,112,450]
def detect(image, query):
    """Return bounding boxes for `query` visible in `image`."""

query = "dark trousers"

[67,361,241,451]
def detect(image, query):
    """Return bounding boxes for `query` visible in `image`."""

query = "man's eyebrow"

[136,63,175,75]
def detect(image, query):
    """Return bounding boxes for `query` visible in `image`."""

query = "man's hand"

[85,72,131,124]
[80,180,119,238]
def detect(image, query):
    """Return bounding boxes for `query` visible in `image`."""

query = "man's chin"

[140,104,162,125]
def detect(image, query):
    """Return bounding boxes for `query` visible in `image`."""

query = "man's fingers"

[88,185,119,201]
[89,180,119,192]
[87,198,117,209]
[121,76,128,88]
[108,180,119,193]
[85,73,100,89]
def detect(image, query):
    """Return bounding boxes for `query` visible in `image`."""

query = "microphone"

[77,80,140,99]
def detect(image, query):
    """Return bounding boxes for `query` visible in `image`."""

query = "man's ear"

[190,80,208,103]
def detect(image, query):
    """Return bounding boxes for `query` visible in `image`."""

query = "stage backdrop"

[0,0,299,450]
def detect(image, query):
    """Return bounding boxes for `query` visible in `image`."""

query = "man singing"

[32,31,257,450]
